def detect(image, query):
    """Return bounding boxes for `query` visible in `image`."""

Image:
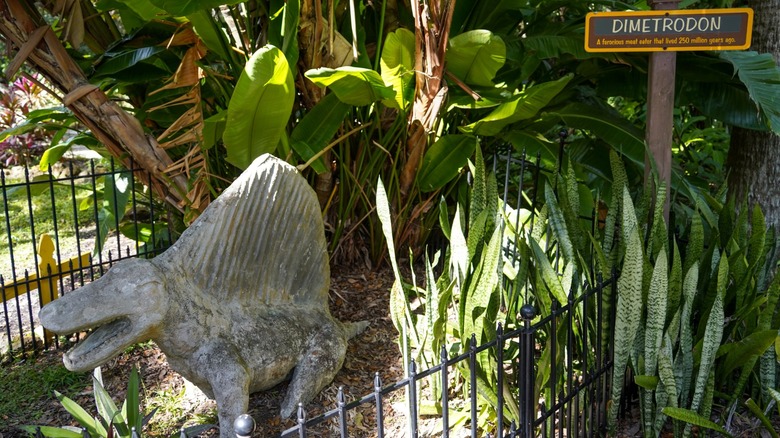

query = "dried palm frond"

[147,36,211,217]
[0,0,188,209]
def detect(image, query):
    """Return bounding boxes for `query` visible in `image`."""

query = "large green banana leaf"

[545,102,646,167]
[380,28,416,110]
[92,46,167,79]
[460,74,572,135]
[305,67,395,106]
[149,0,243,16]
[98,0,165,23]
[417,135,477,192]
[720,51,780,134]
[447,30,506,87]
[290,92,350,174]
[224,45,294,169]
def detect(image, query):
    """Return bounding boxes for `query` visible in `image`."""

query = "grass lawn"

[0,344,218,437]
[1,168,102,281]
[0,351,89,430]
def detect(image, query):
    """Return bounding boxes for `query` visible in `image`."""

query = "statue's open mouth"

[64,317,135,371]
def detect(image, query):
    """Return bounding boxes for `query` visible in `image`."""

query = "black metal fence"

[249,276,614,438]
[0,158,173,361]
[234,147,619,437]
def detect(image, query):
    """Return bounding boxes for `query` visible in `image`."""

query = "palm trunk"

[400,0,455,199]
[0,0,188,209]
[726,0,780,228]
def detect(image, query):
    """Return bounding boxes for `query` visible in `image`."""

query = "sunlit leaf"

[380,28,415,110]
[39,144,72,170]
[54,391,108,437]
[305,67,395,106]
[447,30,506,86]
[17,426,83,438]
[224,45,294,169]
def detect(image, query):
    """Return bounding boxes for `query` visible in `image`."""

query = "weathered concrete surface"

[39,154,368,436]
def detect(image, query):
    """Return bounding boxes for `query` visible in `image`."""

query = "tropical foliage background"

[1,0,780,435]
[1,0,778,263]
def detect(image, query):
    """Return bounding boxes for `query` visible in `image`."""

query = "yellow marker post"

[37,234,57,308]
[1,234,90,345]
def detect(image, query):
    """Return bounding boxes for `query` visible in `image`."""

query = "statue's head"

[39,258,168,371]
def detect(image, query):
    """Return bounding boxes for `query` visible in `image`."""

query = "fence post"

[297,403,307,438]
[519,303,536,437]
[408,360,418,438]
[496,323,504,438]
[337,386,347,437]
[374,372,385,437]
[440,346,449,438]
[469,334,477,438]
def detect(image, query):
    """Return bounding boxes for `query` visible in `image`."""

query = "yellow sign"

[585,8,753,52]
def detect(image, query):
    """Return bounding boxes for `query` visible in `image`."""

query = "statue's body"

[40,155,367,437]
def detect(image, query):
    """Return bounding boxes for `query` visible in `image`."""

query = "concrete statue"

[39,154,368,436]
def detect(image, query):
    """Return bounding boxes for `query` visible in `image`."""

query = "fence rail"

[1,158,173,361]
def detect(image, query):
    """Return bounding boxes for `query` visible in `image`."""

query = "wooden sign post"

[646,0,681,222]
[585,6,754,221]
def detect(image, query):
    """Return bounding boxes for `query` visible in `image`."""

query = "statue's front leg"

[195,344,250,437]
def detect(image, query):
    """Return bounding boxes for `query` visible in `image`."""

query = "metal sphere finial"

[520,303,536,320]
[234,414,256,437]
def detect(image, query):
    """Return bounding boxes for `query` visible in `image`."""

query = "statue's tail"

[344,320,370,339]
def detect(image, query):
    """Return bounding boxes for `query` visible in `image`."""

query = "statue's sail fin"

[159,154,329,307]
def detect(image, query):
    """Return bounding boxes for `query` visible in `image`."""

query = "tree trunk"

[726,0,780,226]
[400,0,454,200]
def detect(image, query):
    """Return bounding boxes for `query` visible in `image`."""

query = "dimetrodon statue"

[40,154,368,436]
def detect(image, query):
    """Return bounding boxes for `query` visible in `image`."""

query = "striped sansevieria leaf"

[685,257,727,437]
[676,263,699,409]
[544,183,575,264]
[608,186,644,430]
[642,248,668,436]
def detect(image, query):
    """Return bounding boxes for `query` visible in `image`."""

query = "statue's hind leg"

[280,324,348,418]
